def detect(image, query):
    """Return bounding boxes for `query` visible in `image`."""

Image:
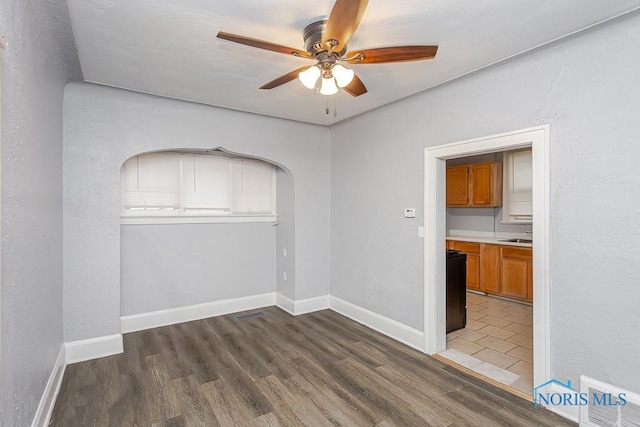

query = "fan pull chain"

[325,99,329,115]
[334,98,338,118]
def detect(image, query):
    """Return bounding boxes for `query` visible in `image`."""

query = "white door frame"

[423,124,551,388]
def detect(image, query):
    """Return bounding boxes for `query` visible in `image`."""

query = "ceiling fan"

[217,0,438,97]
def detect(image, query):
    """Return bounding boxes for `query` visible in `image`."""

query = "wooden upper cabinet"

[446,166,469,206]
[446,162,502,207]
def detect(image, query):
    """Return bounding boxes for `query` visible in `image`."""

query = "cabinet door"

[501,259,528,299]
[469,163,493,206]
[480,244,500,294]
[466,254,481,291]
[446,166,469,206]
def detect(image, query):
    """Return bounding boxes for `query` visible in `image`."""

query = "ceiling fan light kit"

[320,76,339,95]
[331,64,355,87]
[298,65,321,89]
[217,0,438,98]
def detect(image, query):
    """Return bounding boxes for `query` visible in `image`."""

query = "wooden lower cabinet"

[449,241,480,291]
[480,244,500,294]
[501,259,528,299]
[447,239,532,303]
[465,254,481,291]
[500,246,533,303]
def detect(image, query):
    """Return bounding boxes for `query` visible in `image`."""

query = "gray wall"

[446,208,531,235]
[0,0,81,425]
[121,223,276,316]
[330,10,640,392]
[64,83,331,341]
[276,168,296,299]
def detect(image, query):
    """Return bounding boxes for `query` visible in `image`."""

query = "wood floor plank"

[255,375,335,427]
[51,306,575,426]
[201,377,262,426]
[168,375,220,426]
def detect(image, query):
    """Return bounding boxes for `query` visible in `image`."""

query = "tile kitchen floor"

[441,292,533,395]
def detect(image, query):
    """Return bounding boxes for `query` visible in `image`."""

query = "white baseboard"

[276,293,329,316]
[329,296,425,351]
[65,334,123,364]
[31,346,66,427]
[121,292,277,333]
[294,295,330,315]
[544,382,580,423]
[276,293,295,315]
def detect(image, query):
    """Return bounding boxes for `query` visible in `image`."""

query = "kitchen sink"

[499,238,533,244]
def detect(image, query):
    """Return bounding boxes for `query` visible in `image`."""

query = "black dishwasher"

[446,249,467,333]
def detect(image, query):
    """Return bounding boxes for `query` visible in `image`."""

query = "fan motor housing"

[303,20,346,57]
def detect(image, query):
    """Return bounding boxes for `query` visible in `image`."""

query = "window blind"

[231,158,274,213]
[183,154,230,211]
[123,153,181,209]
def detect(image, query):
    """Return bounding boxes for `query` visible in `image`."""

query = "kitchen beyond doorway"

[441,292,533,395]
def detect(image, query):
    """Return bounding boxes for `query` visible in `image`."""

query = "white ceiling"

[67,0,640,126]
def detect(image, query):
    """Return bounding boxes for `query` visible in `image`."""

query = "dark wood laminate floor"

[51,307,574,426]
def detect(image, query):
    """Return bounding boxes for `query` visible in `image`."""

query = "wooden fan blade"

[260,66,311,90]
[322,0,369,53]
[345,45,438,64]
[343,74,367,97]
[217,32,312,58]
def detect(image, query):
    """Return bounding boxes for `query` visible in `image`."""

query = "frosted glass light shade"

[332,64,355,87]
[298,66,321,89]
[320,77,338,95]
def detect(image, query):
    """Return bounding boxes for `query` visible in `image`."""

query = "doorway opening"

[423,125,550,398]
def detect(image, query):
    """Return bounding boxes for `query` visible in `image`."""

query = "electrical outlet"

[283,248,287,258]
[283,272,287,281]
[404,208,416,218]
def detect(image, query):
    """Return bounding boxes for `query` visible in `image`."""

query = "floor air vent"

[580,375,640,427]
[233,311,266,321]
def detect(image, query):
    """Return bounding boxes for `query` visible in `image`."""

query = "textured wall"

[275,168,296,299]
[330,11,640,391]
[446,208,531,235]
[63,83,331,341]
[0,0,82,425]
[121,223,276,316]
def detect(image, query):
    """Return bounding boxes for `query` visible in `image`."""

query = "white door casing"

[423,124,550,389]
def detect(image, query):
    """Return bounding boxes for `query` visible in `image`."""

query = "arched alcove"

[118,147,296,325]
[63,83,331,345]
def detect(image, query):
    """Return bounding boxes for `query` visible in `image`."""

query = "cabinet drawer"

[501,246,532,260]
[450,241,480,254]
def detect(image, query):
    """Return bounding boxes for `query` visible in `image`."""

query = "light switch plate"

[404,208,416,218]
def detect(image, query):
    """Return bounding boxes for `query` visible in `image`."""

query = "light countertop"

[446,232,533,248]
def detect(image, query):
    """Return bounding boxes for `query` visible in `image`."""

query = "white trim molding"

[424,125,551,391]
[120,214,277,225]
[547,382,580,423]
[329,296,425,351]
[31,346,66,427]
[276,293,331,316]
[65,334,123,364]
[294,295,330,315]
[120,292,277,333]
[276,293,295,315]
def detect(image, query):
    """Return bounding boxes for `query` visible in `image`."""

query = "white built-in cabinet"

[502,148,533,223]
